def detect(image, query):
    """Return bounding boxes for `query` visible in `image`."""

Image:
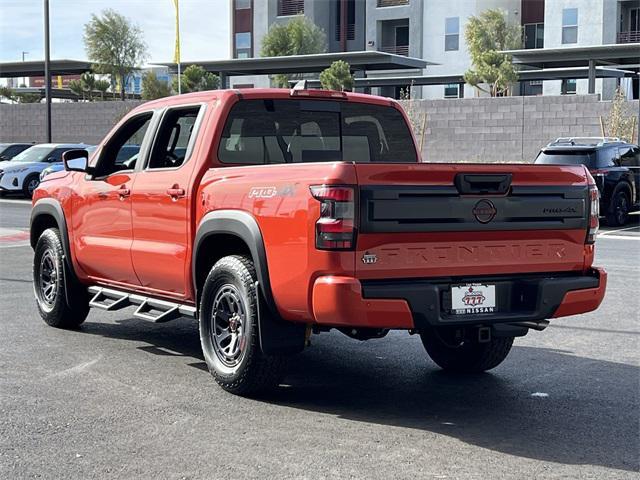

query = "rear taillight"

[587,184,599,244]
[310,185,356,250]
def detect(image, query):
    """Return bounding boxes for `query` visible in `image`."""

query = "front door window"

[93,114,152,177]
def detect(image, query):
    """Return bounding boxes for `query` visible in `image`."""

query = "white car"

[0,143,89,198]
[40,145,97,181]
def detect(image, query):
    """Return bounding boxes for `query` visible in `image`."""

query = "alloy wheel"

[38,249,58,308]
[615,194,629,225]
[211,284,247,368]
[27,178,39,196]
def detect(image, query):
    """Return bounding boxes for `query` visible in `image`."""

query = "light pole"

[21,51,29,87]
[174,0,181,94]
[44,0,51,143]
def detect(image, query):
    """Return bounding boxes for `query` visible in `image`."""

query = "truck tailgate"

[354,163,591,279]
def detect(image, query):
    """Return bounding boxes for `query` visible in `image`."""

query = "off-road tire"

[605,189,630,227]
[199,255,287,396]
[23,173,40,198]
[420,327,514,373]
[33,228,89,328]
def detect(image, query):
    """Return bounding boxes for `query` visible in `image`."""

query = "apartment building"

[420,0,520,99]
[540,0,638,98]
[230,0,639,99]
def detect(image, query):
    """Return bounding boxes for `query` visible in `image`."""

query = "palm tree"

[81,72,96,101]
[68,79,85,101]
[94,79,110,101]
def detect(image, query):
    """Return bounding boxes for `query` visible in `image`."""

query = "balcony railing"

[617,30,640,43]
[377,0,409,6]
[334,24,356,41]
[379,45,409,56]
[277,0,304,16]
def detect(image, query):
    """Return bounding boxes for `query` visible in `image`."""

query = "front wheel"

[33,228,89,328]
[420,327,514,373]
[23,173,40,198]
[199,255,287,395]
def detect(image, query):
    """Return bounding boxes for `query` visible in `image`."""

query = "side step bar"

[88,286,196,323]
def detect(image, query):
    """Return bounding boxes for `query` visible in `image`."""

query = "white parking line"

[0,242,30,249]
[599,225,640,236]
[597,234,640,241]
[0,198,31,205]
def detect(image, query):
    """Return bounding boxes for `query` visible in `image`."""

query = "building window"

[379,19,409,56]
[335,0,356,42]
[631,7,640,31]
[394,25,409,55]
[235,32,251,58]
[278,0,304,16]
[520,80,543,96]
[235,0,250,9]
[562,8,578,44]
[523,22,544,49]
[445,17,459,51]
[444,83,463,98]
[562,79,577,95]
[618,7,639,43]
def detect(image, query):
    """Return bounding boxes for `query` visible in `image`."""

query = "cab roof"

[29,143,90,148]
[133,88,399,112]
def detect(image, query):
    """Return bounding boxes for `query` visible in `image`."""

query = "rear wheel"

[23,173,40,198]
[199,255,287,395]
[605,190,629,227]
[33,228,89,328]
[420,327,514,373]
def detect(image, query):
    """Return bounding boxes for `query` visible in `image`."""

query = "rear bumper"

[552,267,607,318]
[311,268,606,329]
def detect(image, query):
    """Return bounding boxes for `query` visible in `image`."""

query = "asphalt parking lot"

[1,198,638,479]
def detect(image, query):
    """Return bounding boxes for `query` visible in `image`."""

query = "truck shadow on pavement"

[81,319,639,473]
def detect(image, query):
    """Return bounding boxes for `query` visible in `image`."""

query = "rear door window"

[147,106,202,169]
[534,150,596,167]
[47,148,72,162]
[618,146,640,167]
[217,99,417,164]
[595,147,618,168]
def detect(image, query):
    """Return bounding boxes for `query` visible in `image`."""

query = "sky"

[0,0,231,64]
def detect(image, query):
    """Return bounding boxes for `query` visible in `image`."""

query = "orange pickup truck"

[31,88,606,395]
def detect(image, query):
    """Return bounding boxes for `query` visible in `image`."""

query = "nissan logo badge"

[472,199,497,224]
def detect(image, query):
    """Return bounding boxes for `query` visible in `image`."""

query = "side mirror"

[63,149,93,174]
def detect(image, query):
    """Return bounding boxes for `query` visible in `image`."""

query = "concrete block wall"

[401,95,639,163]
[0,101,143,146]
[0,96,638,162]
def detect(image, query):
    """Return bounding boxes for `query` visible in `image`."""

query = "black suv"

[535,138,639,226]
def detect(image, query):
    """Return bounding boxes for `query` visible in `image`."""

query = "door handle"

[166,185,186,200]
[117,186,130,200]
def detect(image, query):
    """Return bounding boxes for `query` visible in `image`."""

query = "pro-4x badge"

[362,252,377,264]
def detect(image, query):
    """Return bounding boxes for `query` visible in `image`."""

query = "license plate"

[451,284,496,315]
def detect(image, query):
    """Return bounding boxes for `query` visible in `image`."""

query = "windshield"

[10,146,55,163]
[218,99,417,164]
[535,151,596,167]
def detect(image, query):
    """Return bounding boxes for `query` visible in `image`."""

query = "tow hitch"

[478,327,491,343]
